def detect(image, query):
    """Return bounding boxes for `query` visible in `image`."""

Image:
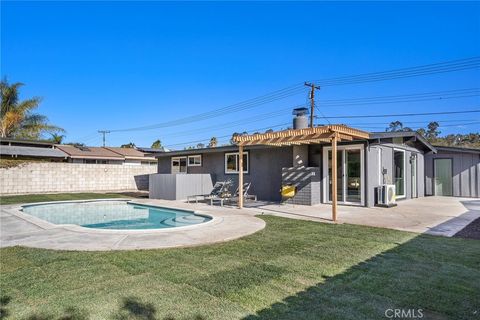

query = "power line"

[102,57,480,133]
[107,83,306,133]
[342,119,478,126]
[320,88,480,107]
[314,109,480,119]
[163,119,480,150]
[107,87,479,137]
[163,122,291,149]
[314,57,480,86]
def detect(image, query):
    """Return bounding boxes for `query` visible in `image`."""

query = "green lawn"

[1,216,478,320]
[0,192,127,205]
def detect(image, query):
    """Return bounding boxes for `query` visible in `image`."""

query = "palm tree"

[49,133,65,144]
[0,78,64,139]
[151,139,162,149]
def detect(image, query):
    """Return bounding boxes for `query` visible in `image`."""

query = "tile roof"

[55,145,124,159]
[105,147,156,160]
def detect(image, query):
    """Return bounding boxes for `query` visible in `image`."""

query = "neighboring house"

[425,146,480,197]
[105,147,157,165]
[0,138,68,161]
[154,108,479,207]
[55,145,125,164]
[0,138,163,165]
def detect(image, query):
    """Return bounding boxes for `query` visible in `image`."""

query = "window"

[188,155,202,166]
[393,149,405,198]
[225,152,248,174]
[141,161,158,166]
[171,157,187,173]
[84,159,108,164]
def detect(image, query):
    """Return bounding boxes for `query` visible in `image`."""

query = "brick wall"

[282,167,321,205]
[0,162,157,195]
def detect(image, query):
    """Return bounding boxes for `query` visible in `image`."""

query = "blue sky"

[2,1,480,148]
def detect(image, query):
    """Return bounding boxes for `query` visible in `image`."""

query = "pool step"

[161,215,208,227]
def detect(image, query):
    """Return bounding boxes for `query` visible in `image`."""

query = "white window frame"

[378,147,383,185]
[171,156,187,173]
[224,152,249,174]
[187,155,202,167]
[393,148,406,199]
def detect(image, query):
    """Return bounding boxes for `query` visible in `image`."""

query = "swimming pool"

[21,200,211,230]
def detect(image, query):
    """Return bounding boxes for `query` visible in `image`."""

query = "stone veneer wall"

[0,162,157,195]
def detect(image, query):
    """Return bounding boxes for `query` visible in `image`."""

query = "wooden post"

[331,133,338,222]
[238,145,244,209]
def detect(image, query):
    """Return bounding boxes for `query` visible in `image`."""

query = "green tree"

[426,121,440,142]
[386,121,412,132]
[0,78,64,139]
[151,139,162,149]
[208,137,218,148]
[121,142,136,148]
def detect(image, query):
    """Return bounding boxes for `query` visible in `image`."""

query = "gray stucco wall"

[157,147,293,201]
[156,140,430,206]
[366,143,425,207]
[425,150,480,197]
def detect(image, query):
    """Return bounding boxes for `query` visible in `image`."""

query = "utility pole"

[98,130,110,147]
[304,82,321,128]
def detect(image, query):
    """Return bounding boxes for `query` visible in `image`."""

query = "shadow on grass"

[2,295,205,320]
[242,234,480,320]
[0,296,11,319]
[112,296,156,320]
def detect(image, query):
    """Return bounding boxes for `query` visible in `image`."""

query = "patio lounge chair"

[206,180,233,206]
[229,182,257,202]
[186,180,232,206]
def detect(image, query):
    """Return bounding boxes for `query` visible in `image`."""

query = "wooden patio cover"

[232,125,370,221]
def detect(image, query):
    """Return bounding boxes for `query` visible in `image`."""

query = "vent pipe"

[292,107,309,130]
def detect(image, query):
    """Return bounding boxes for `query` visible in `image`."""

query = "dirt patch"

[453,217,480,240]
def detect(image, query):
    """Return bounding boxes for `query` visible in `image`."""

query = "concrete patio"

[240,196,480,237]
[1,196,478,252]
[0,199,265,251]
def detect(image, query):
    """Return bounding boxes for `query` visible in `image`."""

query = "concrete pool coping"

[14,198,219,234]
[0,199,266,251]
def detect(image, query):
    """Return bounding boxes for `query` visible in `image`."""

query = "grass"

[1,215,479,319]
[0,192,127,205]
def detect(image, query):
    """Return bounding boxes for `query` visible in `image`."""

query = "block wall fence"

[0,162,157,195]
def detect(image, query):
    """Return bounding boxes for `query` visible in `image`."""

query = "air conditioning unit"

[376,184,397,207]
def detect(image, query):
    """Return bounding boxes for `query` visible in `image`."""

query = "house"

[56,145,125,164]
[104,147,157,165]
[153,107,480,208]
[0,138,68,161]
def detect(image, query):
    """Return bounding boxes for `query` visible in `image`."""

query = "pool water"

[22,200,211,230]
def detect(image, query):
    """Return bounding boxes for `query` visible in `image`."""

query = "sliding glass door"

[393,149,405,198]
[328,150,343,202]
[411,154,417,198]
[324,145,364,205]
[346,149,362,202]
